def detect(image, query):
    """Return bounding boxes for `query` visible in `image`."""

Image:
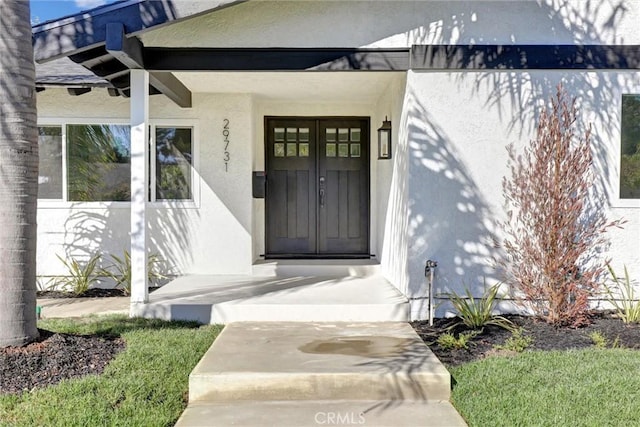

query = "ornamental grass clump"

[445,283,514,331]
[603,263,640,324]
[55,253,102,296]
[500,86,624,327]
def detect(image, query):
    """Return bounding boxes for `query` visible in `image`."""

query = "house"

[32,0,640,321]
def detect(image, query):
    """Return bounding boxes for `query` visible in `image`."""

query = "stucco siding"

[403,69,640,318]
[37,89,254,280]
[141,1,640,49]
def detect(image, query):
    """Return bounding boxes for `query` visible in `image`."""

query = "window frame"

[616,94,640,208]
[149,119,199,207]
[36,118,199,209]
[36,122,66,203]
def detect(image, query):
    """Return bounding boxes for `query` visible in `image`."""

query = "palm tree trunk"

[0,1,39,347]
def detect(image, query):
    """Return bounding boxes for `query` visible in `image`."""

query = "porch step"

[252,259,381,277]
[188,322,451,403]
[133,274,410,323]
[175,399,467,427]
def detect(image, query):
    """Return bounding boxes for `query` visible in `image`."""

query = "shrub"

[603,263,640,324]
[55,253,102,296]
[589,331,621,349]
[500,86,624,327]
[444,283,514,331]
[102,250,166,295]
[494,327,533,353]
[437,331,479,350]
[589,331,608,349]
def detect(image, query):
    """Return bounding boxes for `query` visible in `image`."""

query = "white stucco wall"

[37,89,254,281]
[34,0,640,319]
[142,0,640,49]
[402,69,640,318]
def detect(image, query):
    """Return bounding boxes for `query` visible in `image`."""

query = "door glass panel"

[338,128,349,142]
[350,128,361,142]
[299,128,309,141]
[350,143,361,158]
[326,128,336,142]
[299,143,309,157]
[286,143,297,156]
[326,143,336,157]
[286,128,297,141]
[274,143,285,157]
[275,128,285,141]
[338,143,349,157]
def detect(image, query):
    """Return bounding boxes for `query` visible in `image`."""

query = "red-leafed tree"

[501,86,623,327]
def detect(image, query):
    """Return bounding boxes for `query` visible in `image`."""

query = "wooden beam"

[105,23,191,107]
[89,58,129,78]
[410,44,640,70]
[149,72,192,108]
[143,48,410,71]
[106,23,144,69]
[33,0,247,62]
[67,87,92,96]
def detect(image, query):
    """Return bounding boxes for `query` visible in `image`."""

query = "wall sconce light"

[377,116,392,160]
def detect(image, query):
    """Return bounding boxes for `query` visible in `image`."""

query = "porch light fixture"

[377,117,392,159]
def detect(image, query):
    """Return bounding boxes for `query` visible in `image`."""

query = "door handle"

[319,176,325,207]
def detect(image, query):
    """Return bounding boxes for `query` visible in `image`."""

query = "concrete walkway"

[35,291,467,426]
[36,297,129,318]
[176,322,467,427]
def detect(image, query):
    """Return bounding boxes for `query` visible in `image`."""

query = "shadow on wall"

[403,88,502,312]
[61,204,198,287]
[391,0,636,317]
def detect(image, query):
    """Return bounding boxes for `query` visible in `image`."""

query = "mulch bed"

[3,311,640,396]
[0,329,124,394]
[37,287,160,299]
[412,312,640,366]
[37,288,128,298]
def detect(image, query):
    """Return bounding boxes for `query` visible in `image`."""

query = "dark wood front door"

[265,117,369,258]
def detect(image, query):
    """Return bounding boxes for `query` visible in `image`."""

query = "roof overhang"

[33,0,247,107]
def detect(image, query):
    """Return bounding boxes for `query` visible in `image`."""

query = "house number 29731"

[223,119,230,172]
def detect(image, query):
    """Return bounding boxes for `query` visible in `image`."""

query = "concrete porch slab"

[188,322,451,403]
[131,274,410,323]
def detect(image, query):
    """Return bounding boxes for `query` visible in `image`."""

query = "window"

[621,95,640,199]
[154,127,193,200]
[67,124,131,202]
[37,126,63,199]
[36,121,195,203]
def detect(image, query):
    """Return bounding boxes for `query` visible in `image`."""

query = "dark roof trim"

[105,23,191,107]
[411,44,640,70]
[33,0,246,63]
[142,48,411,71]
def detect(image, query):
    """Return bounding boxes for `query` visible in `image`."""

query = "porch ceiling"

[173,71,399,103]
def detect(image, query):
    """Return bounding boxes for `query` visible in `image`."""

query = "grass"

[0,315,223,427]
[451,348,640,426]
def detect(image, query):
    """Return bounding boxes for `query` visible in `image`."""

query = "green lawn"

[451,349,640,426]
[0,315,222,427]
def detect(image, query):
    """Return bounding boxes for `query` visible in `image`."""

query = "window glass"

[67,124,130,201]
[156,127,193,200]
[621,95,640,198]
[38,126,63,199]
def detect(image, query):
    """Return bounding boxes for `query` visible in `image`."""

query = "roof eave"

[33,0,247,63]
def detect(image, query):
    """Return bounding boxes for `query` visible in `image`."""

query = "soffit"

[173,72,398,103]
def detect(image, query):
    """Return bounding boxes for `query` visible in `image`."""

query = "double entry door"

[265,117,370,258]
